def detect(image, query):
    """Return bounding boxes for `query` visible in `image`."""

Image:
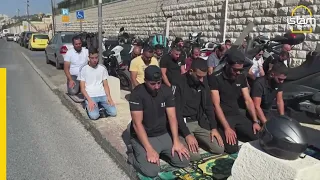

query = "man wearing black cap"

[208,48,261,154]
[175,58,224,161]
[128,65,190,178]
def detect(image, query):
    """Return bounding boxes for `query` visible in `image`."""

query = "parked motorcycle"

[276,50,320,125]
[102,27,133,91]
[102,50,132,91]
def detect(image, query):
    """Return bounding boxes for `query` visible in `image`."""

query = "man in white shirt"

[64,35,89,95]
[248,50,265,80]
[77,48,117,120]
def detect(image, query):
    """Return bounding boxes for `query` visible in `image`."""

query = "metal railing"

[54,0,126,15]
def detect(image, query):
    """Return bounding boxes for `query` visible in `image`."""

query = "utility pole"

[16,9,20,33]
[50,0,56,35]
[98,0,103,64]
[27,0,30,31]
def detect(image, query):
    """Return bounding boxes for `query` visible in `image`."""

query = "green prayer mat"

[137,152,238,180]
[137,146,320,180]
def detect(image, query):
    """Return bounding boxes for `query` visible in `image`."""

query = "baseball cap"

[145,65,162,81]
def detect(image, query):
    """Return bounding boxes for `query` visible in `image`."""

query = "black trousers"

[217,114,258,154]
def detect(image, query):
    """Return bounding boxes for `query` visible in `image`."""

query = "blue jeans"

[85,95,117,120]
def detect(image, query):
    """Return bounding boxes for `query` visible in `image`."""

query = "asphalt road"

[1,39,130,179]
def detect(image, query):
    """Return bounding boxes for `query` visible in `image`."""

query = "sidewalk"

[20,46,320,179]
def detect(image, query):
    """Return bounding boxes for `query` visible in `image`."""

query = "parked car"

[22,32,34,48]
[6,34,15,41]
[45,31,79,69]
[28,33,49,51]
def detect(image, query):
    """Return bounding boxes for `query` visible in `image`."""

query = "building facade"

[54,0,320,66]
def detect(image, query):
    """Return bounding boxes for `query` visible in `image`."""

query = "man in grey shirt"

[207,45,227,75]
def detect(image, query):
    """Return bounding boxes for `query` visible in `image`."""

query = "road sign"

[61,8,69,15]
[76,10,84,19]
[62,15,70,23]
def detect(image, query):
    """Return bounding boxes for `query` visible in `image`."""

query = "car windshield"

[34,35,49,40]
[7,34,14,36]
[61,34,75,43]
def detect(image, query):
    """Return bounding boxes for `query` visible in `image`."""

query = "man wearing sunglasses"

[208,48,261,154]
[128,65,190,178]
[251,63,287,124]
[174,58,224,161]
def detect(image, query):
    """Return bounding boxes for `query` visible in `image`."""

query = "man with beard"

[208,48,261,154]
[251,63,287,124]
[130,45,159,89]
[160,46,186,91]
[77,48,117,120]
[207,44,227,75]
[64,35,89,95]
[185,47,201,72]
[128,65,190,178]
[154,44,164,62]
[175,59,224,161]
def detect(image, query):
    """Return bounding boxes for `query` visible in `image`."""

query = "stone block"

[107,76,121,104]
[229,141,320,180]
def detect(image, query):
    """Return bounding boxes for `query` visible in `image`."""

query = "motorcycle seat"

[286,51,320,81]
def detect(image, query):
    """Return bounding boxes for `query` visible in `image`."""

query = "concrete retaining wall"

[54,0,320,66]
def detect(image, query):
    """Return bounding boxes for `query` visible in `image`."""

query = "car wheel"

[55,56,62,69]
[45,52,50,64]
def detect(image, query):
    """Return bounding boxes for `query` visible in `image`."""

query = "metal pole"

[50,0,56,35]
[98,0,103,64]
[80,20,82,32]
[27,0,30,31]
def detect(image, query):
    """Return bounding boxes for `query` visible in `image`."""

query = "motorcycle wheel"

[117,70,132,91]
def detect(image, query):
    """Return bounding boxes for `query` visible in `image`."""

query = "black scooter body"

[278,51,320,124]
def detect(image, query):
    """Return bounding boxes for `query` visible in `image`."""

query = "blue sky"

[0,0,63,17]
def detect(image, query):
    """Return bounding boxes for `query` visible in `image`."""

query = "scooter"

[277,50,320,125]
[102,27,133,91]
[102,50,132,91]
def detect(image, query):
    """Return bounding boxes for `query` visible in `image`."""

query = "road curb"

[22,52,138,180]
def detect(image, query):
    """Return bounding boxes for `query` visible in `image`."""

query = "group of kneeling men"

[62,36,289,178]
[127,44,288,177]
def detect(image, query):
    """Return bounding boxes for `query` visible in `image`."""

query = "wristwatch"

[253,120,261,125]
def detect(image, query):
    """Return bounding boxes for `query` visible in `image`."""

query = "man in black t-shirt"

[175,59,224,161]
[208,48,261,154]
[251,63,288,123]
[160,46,186,90]
[128,65,189,178]
[263,50,290,73]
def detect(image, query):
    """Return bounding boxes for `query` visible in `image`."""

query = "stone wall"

[54,0,320,66]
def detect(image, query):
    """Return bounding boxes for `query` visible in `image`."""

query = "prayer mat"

[137,152,238,180]
[137,145,320,180]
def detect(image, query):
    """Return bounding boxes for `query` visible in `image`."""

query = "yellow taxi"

[28,33,49,51]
